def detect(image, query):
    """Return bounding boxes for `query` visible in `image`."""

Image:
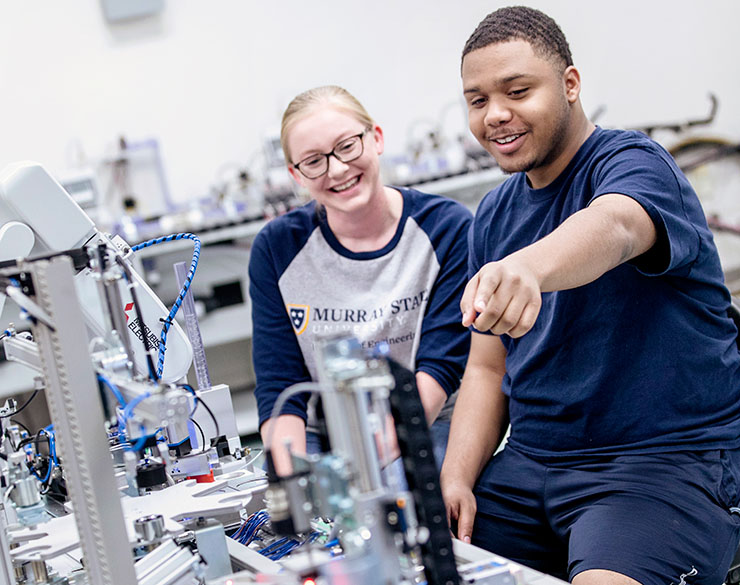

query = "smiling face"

[286,106,385,217]
[462,39,583,188]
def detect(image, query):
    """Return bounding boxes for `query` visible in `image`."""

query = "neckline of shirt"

[318,187,410,260]
[524,126,605,202]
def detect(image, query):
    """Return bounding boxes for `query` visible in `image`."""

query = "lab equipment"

[0,161,193,382]
[0,160,566,585]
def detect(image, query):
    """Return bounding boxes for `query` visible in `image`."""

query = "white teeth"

[495,134,521,144]
[332,177,359,192]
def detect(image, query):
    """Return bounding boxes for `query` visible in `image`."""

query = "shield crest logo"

[287,304,310,335]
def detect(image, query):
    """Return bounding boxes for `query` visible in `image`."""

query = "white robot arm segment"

[0,161,96,252]
[0,161,193,382]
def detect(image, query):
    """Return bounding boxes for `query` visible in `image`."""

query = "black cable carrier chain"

[388,359,461,585]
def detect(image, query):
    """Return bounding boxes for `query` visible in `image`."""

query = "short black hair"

[462,6,573,71]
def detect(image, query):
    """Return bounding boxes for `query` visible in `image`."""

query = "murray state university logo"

[287,304,310,335]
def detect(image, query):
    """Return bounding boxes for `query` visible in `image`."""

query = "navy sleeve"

[249,225,312,429]
[590,146,703,277]
[415,199,473,395]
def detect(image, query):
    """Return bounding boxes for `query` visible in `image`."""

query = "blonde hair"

[280,85,375,164]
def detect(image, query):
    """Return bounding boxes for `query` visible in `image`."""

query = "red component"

[187,471,214,483]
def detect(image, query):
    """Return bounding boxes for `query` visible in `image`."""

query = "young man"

[440,6,740,585]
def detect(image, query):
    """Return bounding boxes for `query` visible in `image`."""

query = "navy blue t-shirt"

[470,127,740,459]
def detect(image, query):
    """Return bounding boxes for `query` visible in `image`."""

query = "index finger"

[462,264,503,329]
[473,263,503,313]
[460,274,480,327]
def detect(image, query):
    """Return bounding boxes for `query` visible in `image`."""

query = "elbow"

[620,219,657,264]
[590,194,657,265]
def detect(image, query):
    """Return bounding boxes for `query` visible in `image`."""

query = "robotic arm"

[0,221,35,319]
[0,161,193,382]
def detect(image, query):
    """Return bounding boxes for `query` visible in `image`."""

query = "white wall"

[2,0,739,213]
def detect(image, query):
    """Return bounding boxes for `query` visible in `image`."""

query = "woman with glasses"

[249,85,472,474]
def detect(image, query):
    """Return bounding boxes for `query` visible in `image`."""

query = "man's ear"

[563,65,581,104]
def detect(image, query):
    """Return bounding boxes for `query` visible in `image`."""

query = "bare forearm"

[442,374,507,487]
[514,195,656,292]
[440,334,508,542]
[416,371,449,424]
[441,337,509,488]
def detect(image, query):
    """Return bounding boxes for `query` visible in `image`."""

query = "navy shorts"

[472,445,740,585]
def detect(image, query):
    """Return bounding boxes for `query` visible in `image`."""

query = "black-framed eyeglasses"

[293,128,370,179]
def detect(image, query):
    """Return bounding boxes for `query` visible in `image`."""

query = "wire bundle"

[258,531,322,561]
[230,510,270,546]
[258,537,302,561]
[230,510,321,561]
